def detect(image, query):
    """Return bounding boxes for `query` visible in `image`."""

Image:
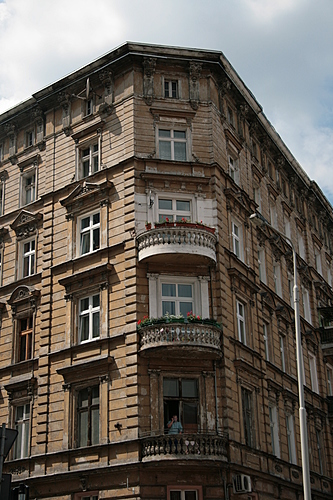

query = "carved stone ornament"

[60,180,113,214]
[7,285,40,313]
[10,210,42,239]
[143,57,156,105]
[189,61,202,110]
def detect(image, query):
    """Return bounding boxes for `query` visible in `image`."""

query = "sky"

[0,0,332,204]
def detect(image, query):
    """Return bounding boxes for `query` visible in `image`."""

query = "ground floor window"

[168,486,202,500]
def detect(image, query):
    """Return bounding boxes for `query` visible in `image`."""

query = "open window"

[163,378,199,434]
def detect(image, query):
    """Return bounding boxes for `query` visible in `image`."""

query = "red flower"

[197,315,200,320]
[137,319,141,325]
[165,217,169,222]
[187,311,192,317]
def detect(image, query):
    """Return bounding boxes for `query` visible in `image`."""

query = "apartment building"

[0,42,332,500]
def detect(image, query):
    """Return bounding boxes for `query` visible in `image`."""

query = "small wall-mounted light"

[12,484,29,500]
[114,422,122,431]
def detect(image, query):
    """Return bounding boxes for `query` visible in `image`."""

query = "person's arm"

[167,418,174,429]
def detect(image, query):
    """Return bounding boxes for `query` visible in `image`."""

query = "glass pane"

[16,406,24,420]
[159,129,171,138]
[93,228,100,250]
[178,284,192,298]
[179,302,192,317]
[91,386,99,405]
[93,144,98,153]
[159,214,173,222]
[23,421,29,457]
[93,213,100,225]
[82,160,89,177]
[185,491,197,500]
[163,378,179,397]
[78,388,89,408]
[174,142,186,161]
[92,312,100,338]
[20,334,26,360]
[81,216,90,230]
[182,379,198,397]
[80,315,89,341]
[31,239,35,250]
[24,242,30,253]
[174,131,186,139]
[183,402,198,425]
[81,233,90,254]
[93,156,99,173]
[80,297,89,312]
[162,301,175,315]
[159,199,172,210]
[159,141,171,160]
[170,492,181,500]
[176,200,190,212]
[23,256,29,277]
[78,411,88,447]
[15,423,22,458]
[82,148,90,157]
[93,294,100,308]
[162,283,176,297]
[30,254,35,275]
[91,408,99,445]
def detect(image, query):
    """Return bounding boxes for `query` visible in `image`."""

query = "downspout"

[214,360,219,433]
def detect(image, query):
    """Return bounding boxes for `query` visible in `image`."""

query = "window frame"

[76,384,100,448]
[279,335,286,372]
[231,219,243,261]
[308,352,319,394]
[263,322,269,361]
[327,364,333,396]
[241,387,255,447]
[77,210,100,257]
[18,316,33,362]
[302,287,312,324]
[20,166,37,207]
[20,237,36,279]
[78,293,100,343]
[163,79,179,99]
[0,180,4,216]
[77,138,101,179]
[236,300,246,345]
[13,402,31,460]
[156,276,201,318]
[157,196,192,223]
[269,404,280,458]
[286,413,297,464]
[228,155,239,184]
[273,261,282,297]
[163,377,199,434]
[315,247,322,275]
[157,126,189,162]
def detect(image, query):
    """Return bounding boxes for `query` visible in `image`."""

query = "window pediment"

[57,354,114,385]
[60,180,112,215]
[70,117,105,142]
[58,262,112,296]
[224,128,243,154]
[8,285,40,312]
[150,105,196,122]
[0,227,8,245]
[228,266,259,296]
[10,210,42,239]
[17,153,40,172]
[4,374,37,398]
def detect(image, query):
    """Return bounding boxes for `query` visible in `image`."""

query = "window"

[258,248,266,283]
[316,429,323,475]
[22,239,36,278]
[284,216,291,243]
[327,365,333,396]
[85,98,93,116]
[13,404,30,459]
[18,317,33,361]
[236,300,246,344]
[309,352,319,394]
[227,106,235,127]
[315,248,322,275]
[0,143,3,162]
[78,496,98,500]
[229,156,239,184]
[158,198,191,222]
[269,405,280,457]
[242,388,255,447]
[21,169,36,206]
[164,80,178,98]
[168,488,200,500]
[263,323,269,361]
[302,287,312,324]
[327,262,332,287]
[77,386,99,447]
[288,273,294,308]
[0,182,3,216]
[158,129,187,161]
[163,378,198,433]
[273,262,282,297]
[270,202,278,229]
[162,282,193,317]
[253,184,261,212]
[279,335,286,372]
[286,414,297,464]
[232,220,243,260]
[79,212,100,256]
[78,142,100,178]
[26,130,34,148]
[79,294,100,343]
[298,230,305,259]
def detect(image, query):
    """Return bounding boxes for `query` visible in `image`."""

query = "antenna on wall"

[72,77,102,100]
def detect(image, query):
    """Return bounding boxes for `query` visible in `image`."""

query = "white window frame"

[309,352,319,394]
[298,230,305,259]
[315,247,322,275]
[270,202,278,229]
[164,79,179,99]
[236,300,246,344]
[269,404,280,458]
[263,323,269,361]
[258,247,266,284]
[157,196,192,222]
[231,220,243,261]
[273,261,282,297]
[157,127,188,162]
[279,335,286,372]
[229,155,239,184]
[286,414,297,464]
[78,211,100,257]
[79,293,100,343]
[302,287,312,324]
[327,364,333,396]
[25,130,34,148]
[77,137,101,179]
[21,238,36,278]
[167,486,202,500]
[13,403,30,459]
[20,166,37,206]
[148,274,209,320]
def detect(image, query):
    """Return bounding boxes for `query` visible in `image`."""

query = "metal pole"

[249,213,312,500]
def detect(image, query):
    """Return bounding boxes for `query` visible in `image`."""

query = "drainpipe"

[214,360,219,433]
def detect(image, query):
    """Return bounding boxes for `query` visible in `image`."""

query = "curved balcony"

[139,320,222,358]
[141,433,228,462]
[137,224,217,265]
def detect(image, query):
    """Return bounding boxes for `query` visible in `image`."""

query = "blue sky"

[0,0,332,204]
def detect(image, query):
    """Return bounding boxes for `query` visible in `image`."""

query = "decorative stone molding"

[189,61,202,110]
[7,285,40,316]
[58,91,72,135]
[143,57,156,105]
[60,180,113,215]
[59,263,112,297]
[10,210,43,239]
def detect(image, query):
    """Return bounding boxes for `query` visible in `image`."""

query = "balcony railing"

[137,225,217,263]
[319,327,333,344]
[141,433,228,461]
[139,321,222,354]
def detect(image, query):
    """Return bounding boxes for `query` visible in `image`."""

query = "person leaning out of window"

[167,415,183,434]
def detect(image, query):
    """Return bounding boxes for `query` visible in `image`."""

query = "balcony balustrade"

[139,321,222,357]
[137,224,217,264]
[141,433,228,461]
[319,326,333,344]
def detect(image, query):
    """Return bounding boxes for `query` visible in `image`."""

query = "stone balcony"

[141,433,228,462]
[137,224,217,265]
[319,327,333,361]
[138,321,222,358]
